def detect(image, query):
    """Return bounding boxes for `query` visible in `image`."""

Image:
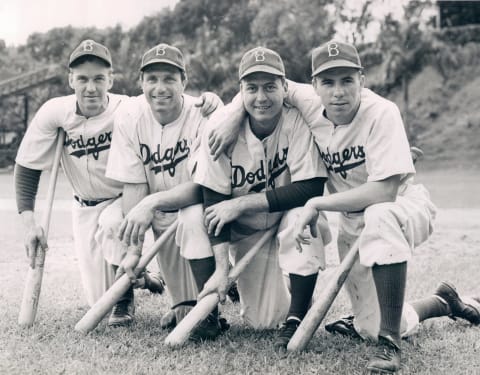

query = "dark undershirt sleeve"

[15,164,42,214]
[202,186,232,245]
[266,177,327,212]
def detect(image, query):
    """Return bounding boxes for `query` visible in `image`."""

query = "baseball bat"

[165,226,277,346]
[287,239,360,352]
[18,128,66,326]
[74,220,178,334]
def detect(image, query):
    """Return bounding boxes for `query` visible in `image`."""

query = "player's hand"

[197,269,229,304]
[24,222,48,269]
[204,200,241,237]
[294,204,320,252]
[118,201,154,246]
[196,92,223,117]
[115,249,141,283]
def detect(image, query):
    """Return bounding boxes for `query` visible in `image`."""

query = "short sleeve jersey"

[15,94,126,200]
[194,105,327,230]
[106,94,207,193]
[288,87,415,194]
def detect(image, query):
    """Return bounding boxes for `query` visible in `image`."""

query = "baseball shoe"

[325,315,362,339]
[274,318,300,350]
[108,298,135,327]
[160,309,177,330]
[227,282,240,303]
[434,281,480,325]
[190,313,228,342]
[366,335,401,374]
[139,271,165,294]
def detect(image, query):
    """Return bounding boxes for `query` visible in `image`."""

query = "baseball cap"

[311,40,362,77]
[238,47,285,80]
[69,39,112,68]
[140,43,185,71]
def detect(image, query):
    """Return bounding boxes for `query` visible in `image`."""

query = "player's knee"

[178,204,204,227]
[364,202,396,228]
[176,204,211,259]
[98,200,123,234]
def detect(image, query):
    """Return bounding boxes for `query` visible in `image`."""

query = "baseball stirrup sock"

[287,273,318,321]
[372,262,407,342]
[189,257,218,317]
[411,296,450,322]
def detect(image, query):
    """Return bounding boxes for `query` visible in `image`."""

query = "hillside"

[386,63,480,171]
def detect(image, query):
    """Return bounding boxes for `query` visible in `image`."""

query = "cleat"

[190,313,226,342]
[325,315,362,339]
[227,282,240,303]
[160,309,177,329]
[274,319,300,350]
[108,298,135,327]
[366,335,401,374]
[137,271,165,294]
[434,282,480,325]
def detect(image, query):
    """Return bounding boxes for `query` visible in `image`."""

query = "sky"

[0,0,422,47]
[0,0,178,46]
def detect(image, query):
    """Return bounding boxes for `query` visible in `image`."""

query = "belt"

[74,194,119,207]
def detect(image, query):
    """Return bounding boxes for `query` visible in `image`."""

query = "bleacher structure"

[0,65,62,166]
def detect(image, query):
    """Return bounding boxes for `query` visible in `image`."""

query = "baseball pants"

[179,204,331,329]
[96,198,198,308]
[336,183,437,340]
[72,199,116,307]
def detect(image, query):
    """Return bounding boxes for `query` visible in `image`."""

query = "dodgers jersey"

[288,85,415,195]
[194,105,327,230]
[16,94,125,200]
[106,94,207,192]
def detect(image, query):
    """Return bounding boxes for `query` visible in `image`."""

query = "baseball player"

[14,39,217,326]
[15,39,134,308]
[99,43,224,329]
[286,40,437,373]
[182,46,331,346]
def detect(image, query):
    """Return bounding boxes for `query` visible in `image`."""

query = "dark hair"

[70,55,111,69]
[140,63,187,82]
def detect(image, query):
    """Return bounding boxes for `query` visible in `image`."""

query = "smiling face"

[240,72,287,138]
[68,58,113,118]
[141,63,186,124]
[312,67,364,125]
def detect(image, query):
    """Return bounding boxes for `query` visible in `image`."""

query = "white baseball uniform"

[288,84,437,340]
[188,105,331,329]
[16,94,127,306]
[101,93,210,308]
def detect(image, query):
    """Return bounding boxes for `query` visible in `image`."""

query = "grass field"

[1,169,479,375]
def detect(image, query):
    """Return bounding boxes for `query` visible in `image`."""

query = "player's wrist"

[20,210,36,226]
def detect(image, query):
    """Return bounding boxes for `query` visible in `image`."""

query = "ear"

[107,71,114,90]
[311,77,319,92]
[68,71,74,90]
[359,73,365,89]
[282,78,288,99]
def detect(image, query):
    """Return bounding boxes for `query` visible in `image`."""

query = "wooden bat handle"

[287,239,360,351]
[18,129,65,327]
[165,226,276,346]
[74,220,178,334]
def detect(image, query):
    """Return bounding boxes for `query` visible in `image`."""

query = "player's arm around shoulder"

[205,92,246,161]
[192,91,224,118]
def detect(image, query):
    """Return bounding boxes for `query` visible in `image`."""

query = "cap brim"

[140,59,185,71]
[69,53,112,68]
[240,65,285,80]
[311,60,362,77]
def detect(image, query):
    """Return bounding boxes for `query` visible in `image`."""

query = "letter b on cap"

[327,42,339,57]
[254,50,265,62]
[82,40,94,52]
[156,46,166,56]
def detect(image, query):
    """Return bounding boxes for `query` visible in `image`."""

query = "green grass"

[1,169,480,374]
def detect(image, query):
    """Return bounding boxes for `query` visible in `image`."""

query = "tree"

[374,1,437,140]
